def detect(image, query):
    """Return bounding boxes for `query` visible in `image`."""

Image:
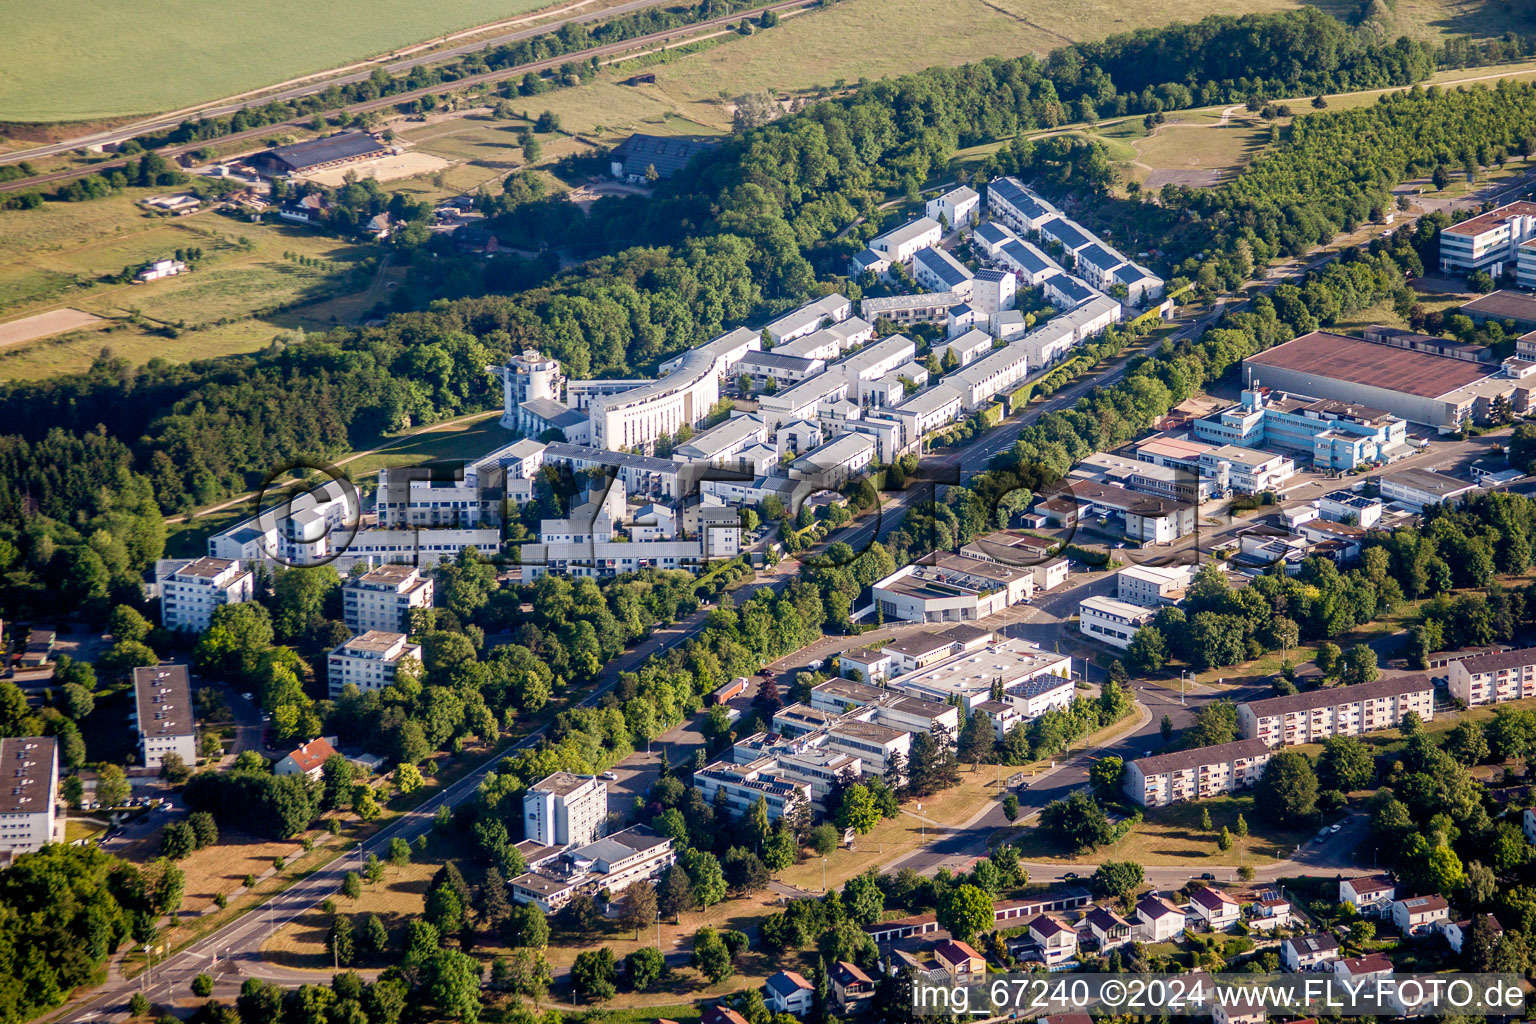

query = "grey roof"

[0,738,54,816]
[912,246,974,289]
[998,239,1054,276]
[1077,242,1126,274]
[1131,737,1271,776]
[851,248,886,270]
[1381,468,1475,498]
[133,665,195,740]
[1046,273,1098,306]
[738,350,821,373]
[261,132,385,171]
[1041,216,1097,252]
[988,177,1055,221]
[674,414,765,459]
[974,268,1011,284]
[973,222,1014,247]
[611,133,717,179]
[871,217,941,252]
[765,294,849,338]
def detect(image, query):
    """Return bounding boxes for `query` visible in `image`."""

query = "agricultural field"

[0,191,380,379]
[0,0,561,122]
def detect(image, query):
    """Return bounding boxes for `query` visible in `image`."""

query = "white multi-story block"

[1078,595,1156,650]
[869,217,942,264]
[0,737,58,859]
[912,247,974,297]
[509,824,673,913]
[158,557,254,634]
[342,564,433,635]
[1237,675,1435,746]
[326,630,422,697]
[986,177,1059,234]
[1114,564,1197,607]
[873,554,1034,624]
[133,665,199,770]
[926,185,979,228]
[523,771,608,848]
[764,294,853,345]
[1439,202,1536,275]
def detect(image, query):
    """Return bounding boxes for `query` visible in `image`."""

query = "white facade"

[133,665,199,770]
[342,564,433,635]
[869,217,942,264]
[873,555,1034,624]
[1447,646,1536,705]
[926,185,979,228]
[1078,595,1155,650]
[0,738,58,859]
[1124,738,1273,808]
[158,557,254,633]
[523,771,607,848]
[326,631,422,696]
[1236,676,1435,746]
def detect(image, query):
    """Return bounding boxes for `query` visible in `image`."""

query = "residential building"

[1378,468,1477,510]
[1190,886,1240,930]
[1043,273,1100,310]
[157,557,254,633]
[912,246,975,296]
[1393,895,1451,937]
[995,238,1061,285]
[872,554,1034,624]
[1135,895,1186,941]
[764,294,853,345]
[765,971,815,1014]
[1438,201,1536,275]
[1235,675,1435,746]
[927,185,980,228]
[523,771,607,848]
[932,938,987,982]
[342,565,433,635]
[1211,990,1266,1024]
[1083,906,1132,951]
[1115,563,1197,607]
[869,218,942,264]
[0,737,58,859]
[1124,738,1273,807]
[1249,897,1291,931]
[986,177,1059,233]
[1339,875,1396,917]
[944,340,1031,410]
[969,268,1016,315]
[1440,914,1501,954]
[860,291,966,326]
[1332,954,1393,981]
[1078,595,1156,650]
[934,330,994,368]
[326,631,422,697]
[1027,915,1078,965]
[888,384,964,439]
[831,961,875,1014]
[839,646,893,685]
[509,825,673,912]
[132,665,198,770]
[789,434,876,489]
[275,737,339,781]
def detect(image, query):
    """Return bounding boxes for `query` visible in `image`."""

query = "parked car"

[600,771,617,781]
[1199,872,1216,880]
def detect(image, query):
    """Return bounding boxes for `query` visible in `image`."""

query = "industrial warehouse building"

[1243,331,1514,431]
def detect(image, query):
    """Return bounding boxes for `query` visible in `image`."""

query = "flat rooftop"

[1246,331,1495,399]
[1462,289,1536,322]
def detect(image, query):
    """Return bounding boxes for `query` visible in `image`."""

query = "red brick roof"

[283,737,338,775]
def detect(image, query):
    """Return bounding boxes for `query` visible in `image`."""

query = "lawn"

[0,0,563,121]
[1010,793,1315,866]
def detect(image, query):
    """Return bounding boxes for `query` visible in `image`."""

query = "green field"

[0,0,560,122]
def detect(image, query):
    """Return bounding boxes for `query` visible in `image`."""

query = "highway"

[0,0,818,194]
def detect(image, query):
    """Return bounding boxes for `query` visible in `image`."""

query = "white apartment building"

[912,247,975,296]
[945,340,1030,410]
[1078,595,1156,650]
[1115,564,1197,607]
[672,414,769,466]
[789,433,876,489]
[860,290,966,326]
[0,737,58,859]
[1439,202,1536,275]
[1124,738,1273,807]
[1236,675,1435,746]
[158,557,254,633]
[872,553,1034,624]
[133,665,199,770]
[342,564,433,635]
[585,328,758,451]
[776,317,875,361]
[523,771,608,847]
[868,217,943,264]
[935,329,994,368]
[970,268,1016,316]
[889,384,964,439]
[995,238,1062,286]
[1446,646,1536,705]
[326,630,422,697]
[764,294,853,344]
[971,221,1017,259]
[986,177,1059,233]
[926,185,979,228]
